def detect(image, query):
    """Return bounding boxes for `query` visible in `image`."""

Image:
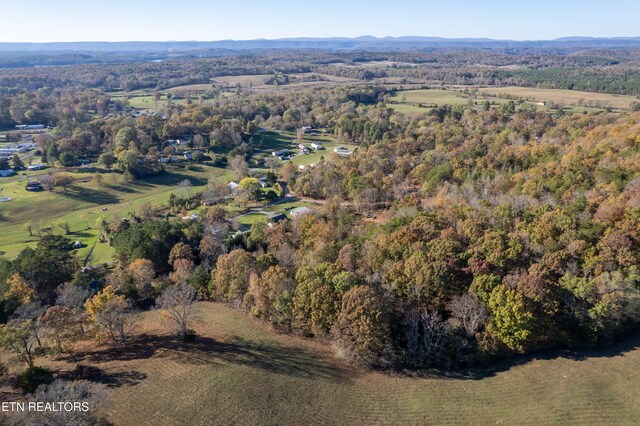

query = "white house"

[334,146,353,156]
[15,124,45,130]
[310,143,324,150]
[228,181,240,192]
[0,142,35,156]
[290,206,313,218]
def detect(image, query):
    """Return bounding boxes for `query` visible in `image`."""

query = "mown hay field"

[22,302,640,425]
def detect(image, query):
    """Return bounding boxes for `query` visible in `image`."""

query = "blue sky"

[0,0,637,42]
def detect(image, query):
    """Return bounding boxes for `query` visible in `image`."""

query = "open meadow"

[387,87,638,114]
[387,88,509,113]
[479,86,638,110]
[25,302,640,425]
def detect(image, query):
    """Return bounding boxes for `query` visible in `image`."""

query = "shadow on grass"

[134,172,208,188]
[60,333,349,383]
[105,184,141,194]
[59,186,121,205]
[70,231,94,238]
[72,166,103,174]
[406,332,640,381]
[61,365,147,388]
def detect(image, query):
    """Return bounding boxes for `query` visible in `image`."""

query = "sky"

[0,0,638,42]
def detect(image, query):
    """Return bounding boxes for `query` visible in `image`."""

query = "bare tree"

[0,320,41,367]
[202,181,231,205]
[11,302,46,348]
[91,299,138,344]
[228,155,249,180]
[56,282,90,311]
[448,293,488,337]
[41,306,83,353]
[177,179,193,198]
[138,202,156,221]
[404,308,447,368]
[264,156,282,173]
[158,284,197,340]
[39,174,53,191]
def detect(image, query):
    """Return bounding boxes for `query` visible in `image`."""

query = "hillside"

[40,302,640,425]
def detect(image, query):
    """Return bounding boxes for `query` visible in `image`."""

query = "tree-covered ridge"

[3,48,640,94]
[3,79,640,370]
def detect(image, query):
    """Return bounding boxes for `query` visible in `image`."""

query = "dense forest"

[2,48,640,93]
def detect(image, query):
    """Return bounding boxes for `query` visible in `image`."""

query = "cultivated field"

[23,302,640,425]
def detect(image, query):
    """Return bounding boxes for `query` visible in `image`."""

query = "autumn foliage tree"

[333,286,390,366]
[85,285,137,344]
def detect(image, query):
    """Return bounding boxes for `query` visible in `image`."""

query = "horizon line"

[1,35,640,44]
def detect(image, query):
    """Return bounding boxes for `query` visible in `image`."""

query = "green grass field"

[387,89,512,113]
[479,86,637,110]
[388,89,474,107]
[0,164,232,263]
[387,87,637,114]
[236,212,269,226]
[250,131,358,168]
[29,302,640,425]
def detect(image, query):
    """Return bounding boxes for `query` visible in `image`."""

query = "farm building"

[0,135,7,142]
[310,143,324,150]
[334,146,353,156]
[301,126,314,134]
[27,163,46,171]
[0,170,15,177]
[25,181,42,191]
[272,149,290,157]
[290,206,313,218]
[267,213,289,227]
[0,142,36,156]
[228,181,240,192]
[183,152,193,160]
[15,124,45,130]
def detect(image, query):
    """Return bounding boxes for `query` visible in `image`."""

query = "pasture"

[387,89,511,113]
[211,73,358,93]
[24,302,640,425]
[0,164,232,263]
[387,87,638,114]
[479,86,638,110]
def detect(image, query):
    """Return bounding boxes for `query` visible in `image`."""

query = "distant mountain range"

[1,36,640,52]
